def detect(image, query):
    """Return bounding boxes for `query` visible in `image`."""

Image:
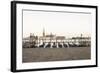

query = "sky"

[23,10,92,38]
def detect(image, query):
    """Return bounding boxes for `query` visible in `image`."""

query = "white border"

[16,3,96,70]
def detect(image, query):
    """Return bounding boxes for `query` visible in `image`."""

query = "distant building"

[23,28,91,48]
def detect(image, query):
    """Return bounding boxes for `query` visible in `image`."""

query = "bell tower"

[43,28,45,37]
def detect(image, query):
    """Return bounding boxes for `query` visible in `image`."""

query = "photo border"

[11,1,98,72]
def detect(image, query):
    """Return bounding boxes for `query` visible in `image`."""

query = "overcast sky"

[23,10,92,38]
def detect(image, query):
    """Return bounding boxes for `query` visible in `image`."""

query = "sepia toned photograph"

[22,9,91,63]
[11,1,97,72]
